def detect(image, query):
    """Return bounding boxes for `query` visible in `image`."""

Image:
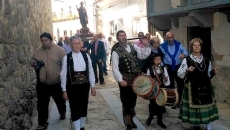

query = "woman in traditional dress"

[145,53,170,128]
[177,38,218,130]
[61,36,96,130]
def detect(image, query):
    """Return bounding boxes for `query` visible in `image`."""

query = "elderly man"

[160,31,188,109]
[62,36,72,54]
[61,36,96,130]
[30,32,66,130]
[98,32,111,75]
[86,34,106,85]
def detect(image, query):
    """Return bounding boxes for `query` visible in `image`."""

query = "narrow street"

[44,71,230,130]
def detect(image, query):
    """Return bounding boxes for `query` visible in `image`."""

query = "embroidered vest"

[115,44,141,85]
[149,66,165,87]
[66,51,89,85]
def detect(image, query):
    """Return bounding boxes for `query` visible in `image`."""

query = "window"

[138,0,146,12]
[132,18,141,35]
[192,0,214,4]
[70,30,73,36]
[128,0,137,5]
[109,21,114,35]
[64,30,67,36]
[60,8,64,17]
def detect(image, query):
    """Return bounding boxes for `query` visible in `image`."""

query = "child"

[145,53,170,128]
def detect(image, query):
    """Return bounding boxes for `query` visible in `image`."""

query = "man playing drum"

[112,30,151,130]
[145,53,170,128]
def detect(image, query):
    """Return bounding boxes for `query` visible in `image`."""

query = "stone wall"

[0,0,52,129]
[170,12,230,104]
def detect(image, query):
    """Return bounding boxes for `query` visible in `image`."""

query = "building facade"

[95,0,148,39]
[147,0,230,103]
[52,0,95,39]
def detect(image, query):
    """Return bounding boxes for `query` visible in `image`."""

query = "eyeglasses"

[138,35,144,37]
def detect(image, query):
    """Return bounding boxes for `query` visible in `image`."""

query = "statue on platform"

[77,1,88,28]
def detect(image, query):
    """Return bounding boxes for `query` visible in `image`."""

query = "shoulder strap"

[153,66,162,86]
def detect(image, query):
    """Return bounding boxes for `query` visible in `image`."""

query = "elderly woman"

[60,36,96,130]
[177,38,219,130]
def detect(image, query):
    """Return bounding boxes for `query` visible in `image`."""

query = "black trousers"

[103,54,107,73]
[165,64,184,103]
[119,84,137,117]
[149,99,166,116]
[92,61,104,83]
[67,83,90,121]
[36,82,66,125]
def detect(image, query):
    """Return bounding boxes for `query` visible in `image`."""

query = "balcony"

[148,0,230,17]
[147,0,230,30]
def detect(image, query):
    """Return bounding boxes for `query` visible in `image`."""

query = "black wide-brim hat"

[148,53,163,60]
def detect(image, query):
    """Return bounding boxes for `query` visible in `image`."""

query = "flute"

[158,64,166,78]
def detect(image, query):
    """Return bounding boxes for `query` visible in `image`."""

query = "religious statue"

[77,1,88,29]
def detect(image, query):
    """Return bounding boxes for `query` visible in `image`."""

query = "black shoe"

[157,122,166,129]
[146,117,153,126]
[35,125,46,130]
[171,105,177,109]
[193,126,201,130]
[104,72,108,75]
[80,127,85,130]
[44,122,49,129]
[100,82,106,85]
[177,104,181,108]
[126,125,132,130]
[178,113,182,119]
[131,120,137,128]
[60,113,66,120]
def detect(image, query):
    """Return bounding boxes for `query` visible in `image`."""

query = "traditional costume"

[61,51,95,130]
[177,54,219,130]
[145,54,170,128]
[112,43,151,130]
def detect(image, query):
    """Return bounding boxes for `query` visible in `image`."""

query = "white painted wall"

[52,0,95,38]
[101,1,148,39]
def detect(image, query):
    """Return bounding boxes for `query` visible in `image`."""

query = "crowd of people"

[30,30,219,130]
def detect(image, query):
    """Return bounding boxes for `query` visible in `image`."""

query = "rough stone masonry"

[0,0,52,129]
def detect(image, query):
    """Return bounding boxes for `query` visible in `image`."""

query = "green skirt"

[181,84,219,124]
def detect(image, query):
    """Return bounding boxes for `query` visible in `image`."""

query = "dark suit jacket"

[87,40,105,62]
[57,41,63,47]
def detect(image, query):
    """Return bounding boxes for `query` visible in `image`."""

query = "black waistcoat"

[66,51,89,85]
[186,56,213,105]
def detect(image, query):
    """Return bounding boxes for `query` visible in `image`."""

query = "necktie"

[95,41,98,55]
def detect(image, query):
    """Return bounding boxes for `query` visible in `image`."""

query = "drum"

[132,75,160,100]
[156,88,179,106]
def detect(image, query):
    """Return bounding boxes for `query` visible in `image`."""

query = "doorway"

[187,27,212,61]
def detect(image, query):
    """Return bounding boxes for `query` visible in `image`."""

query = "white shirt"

[60,51,95,91]
[100,38,111,54]
[177,54,211,79]
[112,44,151,82]
[146,67,170,86]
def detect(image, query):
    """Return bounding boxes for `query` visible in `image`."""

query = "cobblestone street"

[31,71,230,130]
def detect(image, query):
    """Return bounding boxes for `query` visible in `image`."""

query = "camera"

[34,60,45,70]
